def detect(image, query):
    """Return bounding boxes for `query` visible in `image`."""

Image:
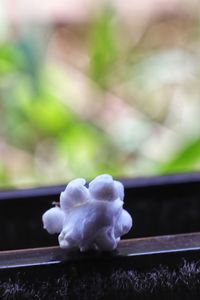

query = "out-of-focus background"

[0,0,200,188]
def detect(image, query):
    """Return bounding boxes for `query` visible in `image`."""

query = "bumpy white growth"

[42,206,65,234]
[42,174,132,251]
[60,178,89,211]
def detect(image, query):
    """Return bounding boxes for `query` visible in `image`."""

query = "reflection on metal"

[1,232,200,270]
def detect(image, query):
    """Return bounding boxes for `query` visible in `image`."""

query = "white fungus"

[60,178,89,211]
[42,174,133,251]
[42,206,65,234]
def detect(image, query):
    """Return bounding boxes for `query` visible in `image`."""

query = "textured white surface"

[42,206,65,234]
[42,174,132,251]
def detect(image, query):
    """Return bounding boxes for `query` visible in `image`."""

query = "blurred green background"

[1,1,200,188]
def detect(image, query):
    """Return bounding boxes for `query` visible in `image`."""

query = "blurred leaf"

[158,138,200,174]
[17,38,41,93]
[0,164,10,188]
[58,123,103,177]
[89,9,118,89]
[0,44,23,75]
[19,89,74,137]
[58,120,126,179]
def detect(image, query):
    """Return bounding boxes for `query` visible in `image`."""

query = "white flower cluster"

[42,174,132,252]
